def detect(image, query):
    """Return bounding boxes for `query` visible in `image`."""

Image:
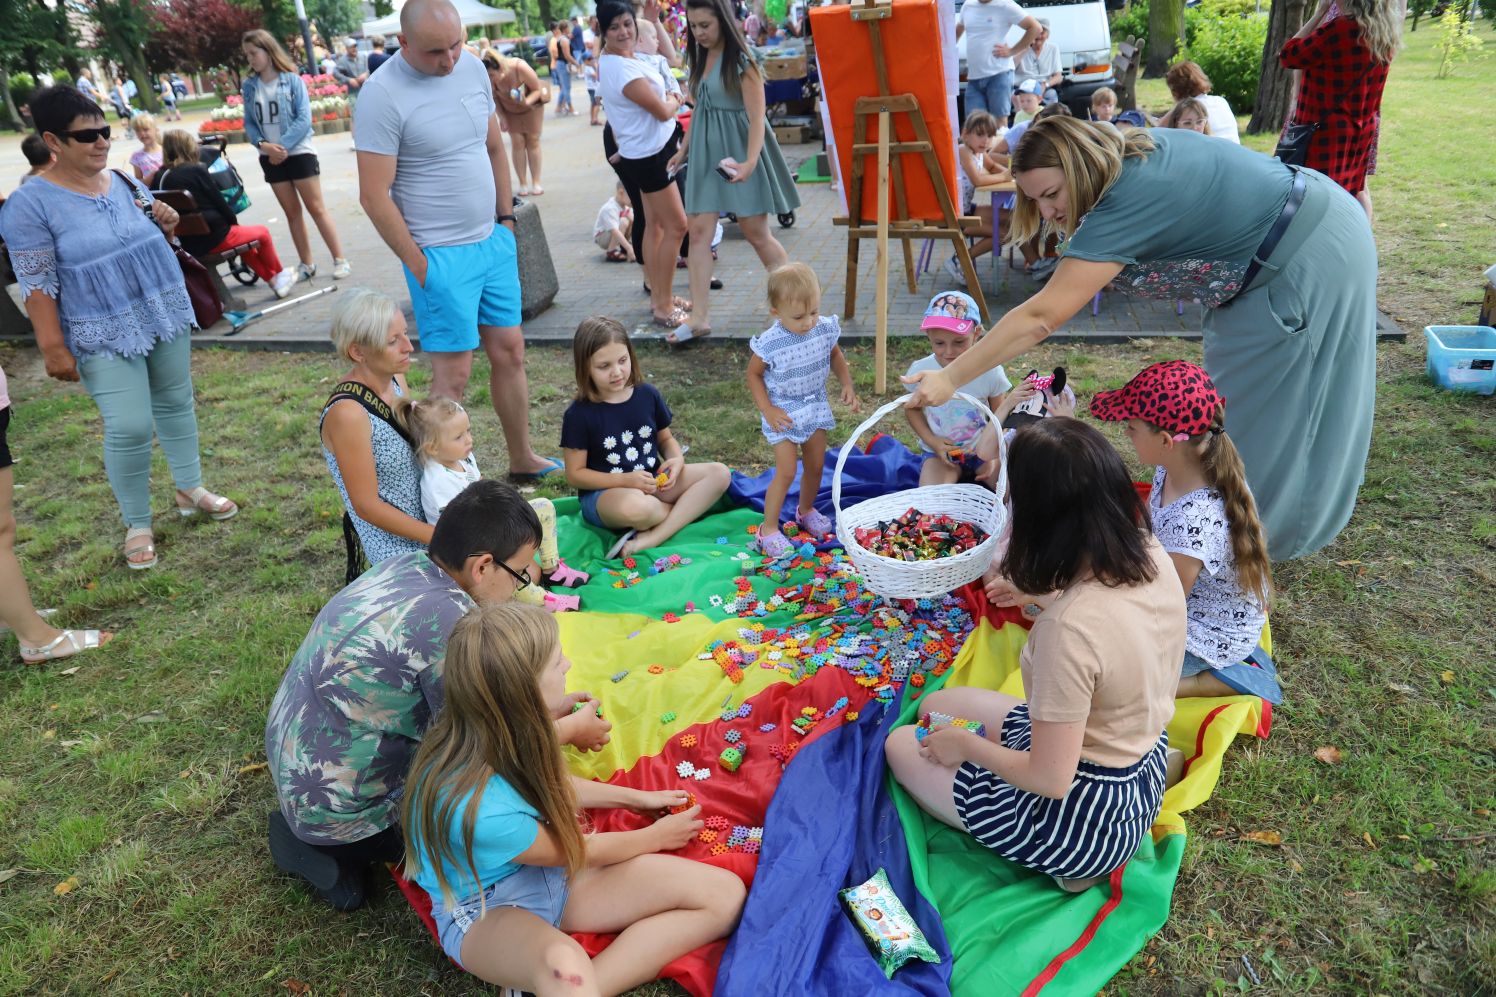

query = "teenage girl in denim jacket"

[241,28,351,280]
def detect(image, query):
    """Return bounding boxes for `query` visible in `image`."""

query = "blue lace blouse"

[0,172,195,359]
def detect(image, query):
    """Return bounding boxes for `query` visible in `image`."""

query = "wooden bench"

[150,188,255,312]
[1111,35,1146,113]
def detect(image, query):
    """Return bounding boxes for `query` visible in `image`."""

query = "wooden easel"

[832,0,989,393]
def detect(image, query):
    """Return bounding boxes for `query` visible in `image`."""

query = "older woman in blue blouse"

[0,86,239,570]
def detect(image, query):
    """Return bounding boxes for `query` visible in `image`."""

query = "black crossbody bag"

[1274,79,1353,167]
[323,381,415,586]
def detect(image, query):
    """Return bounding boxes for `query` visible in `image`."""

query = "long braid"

[1199,404,1273,606]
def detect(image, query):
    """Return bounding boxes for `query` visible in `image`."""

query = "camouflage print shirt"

[265,552,473,845]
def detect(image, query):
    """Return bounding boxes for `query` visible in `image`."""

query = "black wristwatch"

[496,212,516,224]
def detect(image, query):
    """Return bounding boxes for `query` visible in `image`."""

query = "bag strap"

[323,380,415,446]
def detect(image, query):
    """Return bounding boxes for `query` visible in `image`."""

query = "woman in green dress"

[906,117,1378,561]
[666,0,800,343]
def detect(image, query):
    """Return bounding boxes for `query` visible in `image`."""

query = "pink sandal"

[543,592,581,613]
[541,559,591,589]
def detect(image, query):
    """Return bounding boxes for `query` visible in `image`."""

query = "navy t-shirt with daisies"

[560,383,672,495]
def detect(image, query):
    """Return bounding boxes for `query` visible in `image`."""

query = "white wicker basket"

[832,392,1007,599]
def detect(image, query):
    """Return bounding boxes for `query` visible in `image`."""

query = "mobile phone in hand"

[715,164,737,181]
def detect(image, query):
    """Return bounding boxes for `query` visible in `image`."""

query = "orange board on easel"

[811,0,957,224]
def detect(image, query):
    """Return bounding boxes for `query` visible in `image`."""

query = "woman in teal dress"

[666,0,800,343]
[906,117,1378,561]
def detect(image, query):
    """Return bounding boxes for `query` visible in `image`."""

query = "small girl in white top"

[399,397,588,613]
[1090,361,1281,703]
[747,263,861,558]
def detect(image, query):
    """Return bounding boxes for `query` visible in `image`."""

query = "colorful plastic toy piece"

[705,816,730,832]
[719,746,744,772]
[699,828,718,843]
[656,472,670,487]
[736,703,753,718]
[710,843,729,856]
[648,664,665,674]
[661,711,677,724]
[914,711,986,742]
[675,760,696,778]
[678,733,698,748]
[669,791,697,814]
[610,670,628,683]
[743,839,761,855]
[724,729,742,744]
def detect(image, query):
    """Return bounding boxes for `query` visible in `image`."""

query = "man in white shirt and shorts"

[957,0,1042,124]
[354,0,560,481]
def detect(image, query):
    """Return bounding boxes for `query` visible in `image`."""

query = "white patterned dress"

[749,315,841,445]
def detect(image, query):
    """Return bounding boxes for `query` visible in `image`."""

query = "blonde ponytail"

[1199,406,1272,606]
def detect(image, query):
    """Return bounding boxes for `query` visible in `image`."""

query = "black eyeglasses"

[56,125,111,144]
[469,551,531,591]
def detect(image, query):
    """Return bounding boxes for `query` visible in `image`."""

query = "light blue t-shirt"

[353,50,497,248]
[406,772,542,901]
[903,354,1011,450]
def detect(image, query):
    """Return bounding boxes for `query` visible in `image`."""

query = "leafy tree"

[308,0,363,48]
[147,0,263,81]
[1247,0,1310,134]
[86,0,161,111]
[1145,0,1186,75]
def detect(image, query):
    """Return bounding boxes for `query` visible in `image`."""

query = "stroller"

[197,136,258,286]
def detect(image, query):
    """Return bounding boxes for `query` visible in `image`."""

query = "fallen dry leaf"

[42,729,55,740]
[1290,859,1305,873]
[60,740,84,748]
[1439,670,1455,685]
[238,762,269,776]
[1363,832,1378,850]
[53,875,79,896]
[1387,682,1416,695]
[281,980,311,996]
[1314,746,1343,765]
[133,711,167,724]
[1242,830,1283,847]
[58,666,80,676]
[1413,857,1438,874]
[0,869,19,885]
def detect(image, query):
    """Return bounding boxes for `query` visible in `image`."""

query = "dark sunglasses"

[469,551,531,591]
[56,125,112,144]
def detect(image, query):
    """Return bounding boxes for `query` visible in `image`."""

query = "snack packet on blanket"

[838,868,940,978]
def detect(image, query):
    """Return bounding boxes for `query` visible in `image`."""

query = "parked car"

[955,0,1120,120]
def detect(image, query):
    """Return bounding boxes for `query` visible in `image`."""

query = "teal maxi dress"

[1061,129,1377,561]
[683,54,800,219]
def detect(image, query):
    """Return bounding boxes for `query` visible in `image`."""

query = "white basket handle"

[831,391,1008,520]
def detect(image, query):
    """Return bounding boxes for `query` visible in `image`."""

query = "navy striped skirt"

[952,704,1168,880]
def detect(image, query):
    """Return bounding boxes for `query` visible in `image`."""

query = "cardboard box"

[762,54,808,81]
[774,124,814,145]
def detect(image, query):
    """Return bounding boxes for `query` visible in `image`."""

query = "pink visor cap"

[921,291,981,335]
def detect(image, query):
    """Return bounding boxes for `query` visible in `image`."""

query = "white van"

[956,0,1119,118]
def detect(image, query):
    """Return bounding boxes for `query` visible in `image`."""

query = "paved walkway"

[2,92,1401,350]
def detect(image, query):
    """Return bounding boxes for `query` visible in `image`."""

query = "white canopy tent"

[360,0,517,38]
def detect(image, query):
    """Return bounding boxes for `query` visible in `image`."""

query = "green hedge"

[1110,0,1268,112]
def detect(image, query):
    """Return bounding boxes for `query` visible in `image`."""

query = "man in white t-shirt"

[355,0,559,481]
[957,0,1041,124]
[1015,18,1062,104]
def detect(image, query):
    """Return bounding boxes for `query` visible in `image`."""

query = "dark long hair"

[1001,418,1156,595]
[684,0,755,104]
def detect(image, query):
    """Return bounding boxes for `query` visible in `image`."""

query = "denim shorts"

[403,224,522,353]
[579,489,605,528]
[432,864,569,968]
[1181,646,1283,704]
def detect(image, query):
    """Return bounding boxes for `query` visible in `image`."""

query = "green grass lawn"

[1,19,1493,997]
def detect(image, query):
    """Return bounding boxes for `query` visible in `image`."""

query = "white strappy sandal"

[175,487,239,521]
[20,628,109,665]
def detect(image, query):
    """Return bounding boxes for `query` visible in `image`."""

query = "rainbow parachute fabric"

[394,481,1268,995]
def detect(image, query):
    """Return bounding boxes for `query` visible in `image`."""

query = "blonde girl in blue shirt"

[403,603,745,994]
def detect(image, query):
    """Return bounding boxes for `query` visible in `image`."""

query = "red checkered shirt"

[1280,14,1390,194]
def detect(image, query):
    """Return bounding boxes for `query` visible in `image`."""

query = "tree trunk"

[1145,0,1186,76]
[125,51,159,113]
[537,0,555,30]
[1247,0,1309,135]
[0,68,24,130]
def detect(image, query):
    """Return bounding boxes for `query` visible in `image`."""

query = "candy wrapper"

[839,869,941,978]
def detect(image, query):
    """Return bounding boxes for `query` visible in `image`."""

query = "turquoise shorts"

[404,223,521,353]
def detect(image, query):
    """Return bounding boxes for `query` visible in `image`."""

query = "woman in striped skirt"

[886,418,1186,891]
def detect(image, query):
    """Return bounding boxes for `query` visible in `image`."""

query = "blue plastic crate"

[1424,325,1496,395]
[764,78,805,103]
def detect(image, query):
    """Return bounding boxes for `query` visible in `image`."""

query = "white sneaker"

[271,269,295,299]
[332,258,351,279]
[296,262,317,282]
[943,255,967,287]
[1030,257,1058,283]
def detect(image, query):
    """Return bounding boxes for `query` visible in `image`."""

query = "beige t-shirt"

[1019,537,1185,769]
